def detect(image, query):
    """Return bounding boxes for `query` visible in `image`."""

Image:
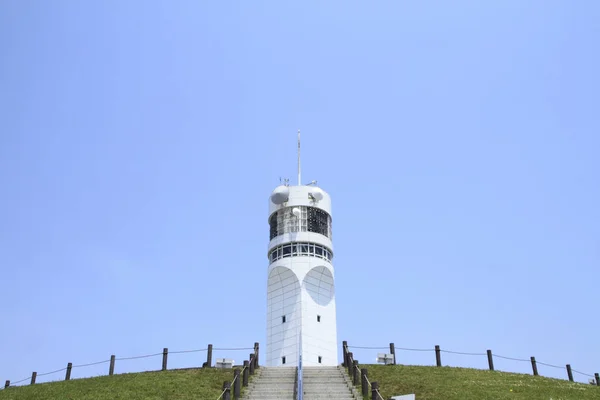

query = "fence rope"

[73,360,111,368]
[215,348,256,400]
[535,360,565,370]
[11,377,31,385]
[170,348,208,354]
[215,365,243,400]
[0,376,30,389]
[345,343,597,390]
[348,345,434,353]
[396,346,435,352]
[492,354,530,362]
[2,344,257,390]
[216,386,228,400]
[116,352,163,361]
[571,369,594,378]
[440,349,486,356]
[346,347,385,400]
[213,347,254,351]
[36,367,68,377]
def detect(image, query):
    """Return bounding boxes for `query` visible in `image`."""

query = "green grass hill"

[0,368,236,400]
[360,364,600,400]
[0,364,598,399]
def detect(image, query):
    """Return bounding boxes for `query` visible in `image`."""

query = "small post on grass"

[361,368,369,398]
[234,369,242,399]
[487,350,494,371]
[249,354,255,375]
[4,380,9,389]
[371,381,380,400]
[162,348,168,371]
[254,342,259,367]
[390,343,396,365]
[242,361,249,386]
[30,372,37,385]
[566,364,574,382]
[222,381,231,400]
[65,363,72,381]
[347,352,353,376]
[206,344,213,368]
[350,360,360,386]
[435,345,442,367]
[531,357,538,376]
[109,355,115,376]
[595,373,599,386]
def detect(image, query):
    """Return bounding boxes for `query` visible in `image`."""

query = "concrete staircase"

[242,367,296,399]
[242,365,358,400]
[302,366,358,400]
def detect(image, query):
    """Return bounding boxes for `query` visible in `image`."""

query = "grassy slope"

[0,368,241,400]
[358,365,600,400]
[3,365,598,400]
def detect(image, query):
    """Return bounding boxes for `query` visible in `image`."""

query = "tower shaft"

[266,185,338,367]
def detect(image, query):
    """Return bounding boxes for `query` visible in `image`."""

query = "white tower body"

[266,184,338,367]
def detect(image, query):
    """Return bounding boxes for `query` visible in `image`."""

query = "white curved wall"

[303,266,335,306]
[266,266,302,366]
[301,265,338,366]
[266,257,338,366]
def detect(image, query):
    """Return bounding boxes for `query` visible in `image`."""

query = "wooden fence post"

[389,343,396,365]
[371,381,380,400]
[242,361,249,386]
[30,372,37,385]
[352,360,359,385]
[254,342,259,367]
[65,363,72,381]
[347,352,353,377]
[206,344,213,368]
[361,368,369,398]
[342,341,348,367]
[222,381,231,400]
[595,373,599,386]
[4,380,9,389]
[233,369,241,400]
[530,357,538,376]
[162,348,168,371]
[566,364,573,382]
[487,350,494,371]
[109,355,115,376]
[249,354,255,375]
[435,345,441,367]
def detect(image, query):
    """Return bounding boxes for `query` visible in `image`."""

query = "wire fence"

[1,344,258,391]
[215,362,246,400]
[5,340,597,397]
[342,341,600,397]
[343,351,384,400]
[216,345,260,400]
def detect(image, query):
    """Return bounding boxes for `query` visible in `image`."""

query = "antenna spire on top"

[297,129,301,186]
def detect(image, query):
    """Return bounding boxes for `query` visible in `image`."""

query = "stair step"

[242,365,358,400]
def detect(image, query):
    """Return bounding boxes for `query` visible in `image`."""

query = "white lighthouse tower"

[266,131,339,367]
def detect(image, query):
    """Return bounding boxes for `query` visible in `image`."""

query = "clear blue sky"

[1,0,598,386]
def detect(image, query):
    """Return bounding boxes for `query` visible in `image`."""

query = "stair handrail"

[215,345,258,400]
[297,329,303,400]
[343,343,384,400]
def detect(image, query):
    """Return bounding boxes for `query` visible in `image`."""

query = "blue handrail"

[297,331,303,400]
